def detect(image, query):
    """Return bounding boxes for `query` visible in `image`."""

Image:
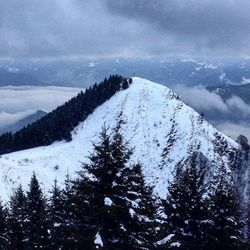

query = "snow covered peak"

[0,77,239,200]
[131,77,177,96]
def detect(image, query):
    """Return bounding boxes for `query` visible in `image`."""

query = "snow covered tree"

[48,179,66,249]
[206,164,246,249]
[52,174,81,249]
[0,200,9,249]
[158,155,208,250]
[8,185,27,250]
[121,163,158,249]
[69,174,97,249]
[83,127,131,249]
[25,173,49,249]
[80,127,157,250]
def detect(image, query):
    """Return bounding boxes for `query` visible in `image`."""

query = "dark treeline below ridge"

[0,128,247,250]
[0,75,129,155]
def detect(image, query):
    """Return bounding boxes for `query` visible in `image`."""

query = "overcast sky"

[1,0,250,59]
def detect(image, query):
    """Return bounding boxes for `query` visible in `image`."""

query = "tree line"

[0,75,130,155]
[0,128,247,249]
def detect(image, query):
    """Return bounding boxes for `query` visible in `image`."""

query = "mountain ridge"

[0,77,240,200]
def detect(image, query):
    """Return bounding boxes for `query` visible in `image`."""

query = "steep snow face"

[0,77,239,200]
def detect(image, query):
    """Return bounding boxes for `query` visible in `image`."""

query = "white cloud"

[174,85,229,112]
[173,85,250,141]
[0,86,81,130]
[0,110,35,128]
[215,121,250,141]
[0,86,81,113]
[226,96,250,117]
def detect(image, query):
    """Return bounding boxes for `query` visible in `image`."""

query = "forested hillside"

[0,75,127,154]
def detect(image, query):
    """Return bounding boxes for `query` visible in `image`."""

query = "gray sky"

[1,0,250,59]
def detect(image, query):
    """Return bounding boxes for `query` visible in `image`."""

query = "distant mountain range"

[0,66,42,86]
[207,83,250,104]
[2,57,250,88]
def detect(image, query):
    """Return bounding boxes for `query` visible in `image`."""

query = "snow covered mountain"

[0,77,240,200]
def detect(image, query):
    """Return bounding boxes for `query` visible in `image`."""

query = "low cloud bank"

[215,122,250,141]
[0,110,36,129]
[174,85,250,140]
[0,86,81,131]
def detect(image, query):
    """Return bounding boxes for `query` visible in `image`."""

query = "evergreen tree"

[207,164,246,249]
[84,127,129,249]
[50,174,94,250]
[69,174,97,249]
[0,200,9,249]
[121,163,158,249]
[80,127,157,250]
[159,155,207,250]
[55,174,79,249]
[25,173,49,249]
[8,185,27,250]
[48,180,65,249]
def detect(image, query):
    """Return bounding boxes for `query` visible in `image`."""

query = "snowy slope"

[0,77,239,200]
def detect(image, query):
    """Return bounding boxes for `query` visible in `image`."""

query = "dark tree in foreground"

[207,165,246,250]
[122,163,158,249]
[25,173,49,249]
[48,180,66,250]
[8,185,27,250]
[74,127,158,250]
[0,200,9,249]
[84,127,132,249]
[50,175,83,249]
[69,174,97,249]
[158,155,208,250]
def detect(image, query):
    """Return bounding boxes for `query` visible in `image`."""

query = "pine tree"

[84,127,129,249]
[25,173,49,249]
[122,163,158,249]
[57,174,79,249]
[207,164,246,249]
[159,155,207,250]
[8,185,27,250]
[0,200,9,249]
[81,127,157,250]
[70,174,97,249]
[48,180,65,249]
